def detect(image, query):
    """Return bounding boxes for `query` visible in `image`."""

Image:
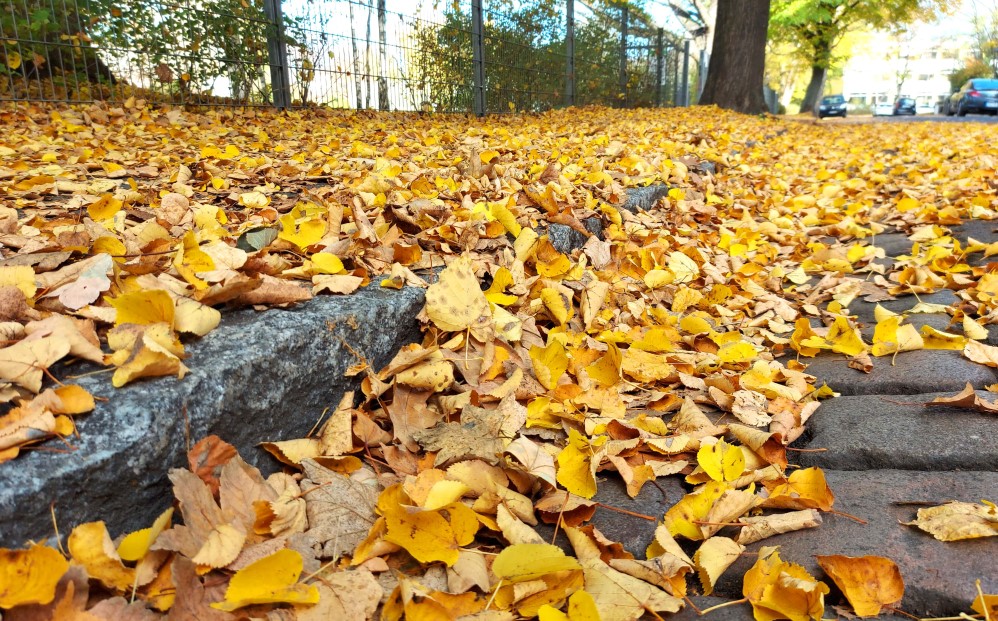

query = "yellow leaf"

[239,191,270,208]
[424,255,491,339]
[871,316,924,357]
[312,252,346,274]
[697,440,745,482]
[279,213,327,249]
[379,485,479,566]
[694,536,744,595]
[644,268,673,289]
[717,340,758,364]
[514,228,540,262]
[790,319,821,357]
[965,340,998,367]
[530,339,569,390]
[743,548,829,621]
[211,549,319,611]
[87,194,123,221]
[556,429,607,499]
[815,555,904,617]
[904,500,998,541]
[762,467,835,511]
[963,315,989,341]
[672,286,703,313]
[0,265,36,298]
[920,325,966,350]
[585,342,621,387]
[106,323,188,388]
[668,252,700,283]
[538,589,601,620]
[490,196,521,237]
[485,267,518,305]
[68,521,136,592]
[801,317,867,357]
[541,287,572,326]
[492,543,582,582]
[52,385,95,414]
[117,508,174,562]
[0,543,69,608]
[395,359,455,392]
[6,51,21,70]
[108,289,175,326]
[173,296,221,336]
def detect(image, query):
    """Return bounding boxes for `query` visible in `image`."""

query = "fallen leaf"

[815,555,904,617]
[210,549,319,611]
[903,500,998,541]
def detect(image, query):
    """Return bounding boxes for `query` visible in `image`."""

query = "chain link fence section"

[0,0,691,112]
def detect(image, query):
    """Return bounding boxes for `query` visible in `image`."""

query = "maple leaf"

[300,458,380,560]
[413,402,510,466]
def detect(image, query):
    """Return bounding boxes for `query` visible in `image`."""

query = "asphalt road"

[821,113,998,124]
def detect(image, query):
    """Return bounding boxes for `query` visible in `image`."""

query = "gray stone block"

[0,285,426,547]
[548,217,603,255]
[711,470,998,615]
[619,184,672,213]
[794,391,998,471]
[951,219,998,247]
[869,232,913,257]
[804,349,996,396]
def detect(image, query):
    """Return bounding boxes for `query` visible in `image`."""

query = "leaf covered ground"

[1,102,997,620]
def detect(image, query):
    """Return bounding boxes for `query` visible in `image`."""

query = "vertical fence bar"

[680,39,690,106]
[471,0,486,116]
[673,47,680,106]
[655,28,664,107]
[566,0,575,107]
[698,48,707,101]
[618,5,628,105]
[264,0,291,109]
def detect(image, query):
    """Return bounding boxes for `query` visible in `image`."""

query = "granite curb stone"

[804,349,997,396]
[711,470,998,615]
[0,285,425,546]
[795,390,998,471]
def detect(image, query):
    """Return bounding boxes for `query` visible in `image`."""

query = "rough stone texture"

[794,391,998,471]
[712,470,998,615]
[804,349,997,396]
[618,184,672,213]
[547,217,604,254]
[538,473,688,558]
[0,285,425,547]
[869,232,914,257]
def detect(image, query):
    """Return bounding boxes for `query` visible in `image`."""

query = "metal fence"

[0,0,692,113]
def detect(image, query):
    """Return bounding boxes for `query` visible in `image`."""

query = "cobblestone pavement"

[586,220,998,618]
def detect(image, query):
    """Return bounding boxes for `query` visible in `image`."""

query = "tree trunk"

[698,0,770,114]
[799,64,827,114]
[378,0,389,110]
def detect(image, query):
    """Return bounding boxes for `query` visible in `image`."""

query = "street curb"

[0,284,425,546]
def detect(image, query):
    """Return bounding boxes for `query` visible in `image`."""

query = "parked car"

[893,97,917,115]
[873,102,894,116]
[818,94,847,118]
[947,78,998,116]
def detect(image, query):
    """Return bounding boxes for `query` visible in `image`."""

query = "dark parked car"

[946,78,998,116]
[893,97,916,115]
[818,94,847,118]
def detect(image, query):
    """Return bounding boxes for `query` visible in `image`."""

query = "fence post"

[673,47,680,106]
[619,5,628,105]
[566,0,575,107]
[263,0,292,109]
[471,0,486,116]
[680,39,690,106]
[655,28,664,107]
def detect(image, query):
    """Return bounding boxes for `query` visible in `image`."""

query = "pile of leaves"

[1,101,997,619]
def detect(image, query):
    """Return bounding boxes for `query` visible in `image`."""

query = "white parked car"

[873,102,894,116]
